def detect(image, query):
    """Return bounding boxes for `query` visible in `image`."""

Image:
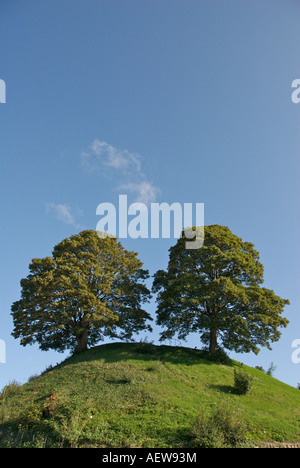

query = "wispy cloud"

[81,140,160,205]
[45,203,82,229]
[81,140,141,174]
[119,181,161,206]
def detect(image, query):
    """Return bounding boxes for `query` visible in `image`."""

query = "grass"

[0,342,300,447]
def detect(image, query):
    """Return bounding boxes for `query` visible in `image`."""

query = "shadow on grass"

[209,384,237,395]
[56,342,234,370]
[0,419,62,448]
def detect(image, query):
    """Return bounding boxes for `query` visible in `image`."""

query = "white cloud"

[81,140,161,205]
[120,181,161,206]
[45,203,81,229]
[81,140,141,173]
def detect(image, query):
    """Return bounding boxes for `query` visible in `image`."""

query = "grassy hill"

[0,342,300,448]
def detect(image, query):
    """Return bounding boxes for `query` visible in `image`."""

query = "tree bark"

[209,328,217,354]
[75,330,88,353]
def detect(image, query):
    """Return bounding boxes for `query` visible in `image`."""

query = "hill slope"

[0,342,300,447]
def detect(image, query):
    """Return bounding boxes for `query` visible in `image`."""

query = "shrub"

[234,368,253,395]
[255,362,277,377]
[266,362,277,377]
[136,338,156,355]
[0,381,22,403]
[191,403,249,448]
[27,374,39,382]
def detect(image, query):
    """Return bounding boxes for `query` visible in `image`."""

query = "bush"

[191,402,249,448]
[266,362,277,377]
[136,338,156,355]
[234,368,253,395]
[255,362,277,377]
[0,381,22,403]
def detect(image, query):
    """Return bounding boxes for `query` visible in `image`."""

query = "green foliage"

[0,381,22,403]
[204,347,232,365]
[234,368,253,395]
[18,404,44,429]
[266,362,277,377]
[255,362,277,377]
[191,403,250,448]
[11,230,152,354]
[153,225,289,356]
[136,337,156,355]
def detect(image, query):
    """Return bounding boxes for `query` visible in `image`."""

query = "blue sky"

[0,0,299,389]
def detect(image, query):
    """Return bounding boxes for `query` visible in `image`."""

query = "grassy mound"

[0,342,299,447]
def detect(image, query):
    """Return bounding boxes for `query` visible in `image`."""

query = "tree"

[153,225,289,355]
[11,230,152,353]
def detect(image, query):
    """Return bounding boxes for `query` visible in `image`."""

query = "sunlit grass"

[0,342,299,447]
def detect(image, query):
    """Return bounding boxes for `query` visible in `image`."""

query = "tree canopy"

[11,230,152,353]
[153,225,289,355]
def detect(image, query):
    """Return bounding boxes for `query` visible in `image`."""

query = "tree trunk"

[209,328,217,354]
[75,330,88,353]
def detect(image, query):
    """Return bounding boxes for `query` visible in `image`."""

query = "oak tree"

[153,225,289,355]
[11,230,152,353]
